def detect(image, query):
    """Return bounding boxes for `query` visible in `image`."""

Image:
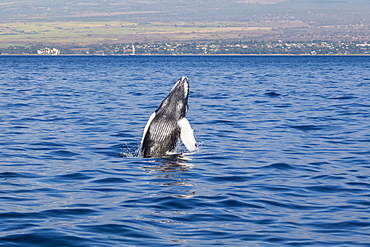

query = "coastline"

[1,53,370,56]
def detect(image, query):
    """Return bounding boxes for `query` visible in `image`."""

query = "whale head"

[156,76,189,120]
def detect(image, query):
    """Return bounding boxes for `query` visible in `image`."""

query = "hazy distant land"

[1,20,369,47]
[0,0,369,53]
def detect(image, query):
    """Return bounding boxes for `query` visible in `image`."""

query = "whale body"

[140,76,196,157]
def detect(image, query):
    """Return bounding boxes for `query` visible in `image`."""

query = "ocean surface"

[0,55,370,246]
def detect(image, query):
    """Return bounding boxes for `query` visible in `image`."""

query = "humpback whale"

[140,76,196,158]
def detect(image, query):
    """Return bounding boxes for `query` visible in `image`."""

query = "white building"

[37,47,60,55]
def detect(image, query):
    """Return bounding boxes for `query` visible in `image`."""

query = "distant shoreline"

[1,54,370,56]
[2,41,369,56]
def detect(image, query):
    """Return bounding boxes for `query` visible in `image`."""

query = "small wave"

[265,91,281,97]
[78,224,159,243]
[328,95,357,100]
[47,172,94,183]
[47,150,80,157]
[290,124,327,131]
[261,163,295,170]
[207,176,253,183]
[0,172,39,179]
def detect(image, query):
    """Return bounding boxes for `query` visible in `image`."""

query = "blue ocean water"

[0,55,370,246]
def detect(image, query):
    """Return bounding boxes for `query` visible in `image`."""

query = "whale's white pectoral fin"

[179,117,196,151]
[141,112,156,145]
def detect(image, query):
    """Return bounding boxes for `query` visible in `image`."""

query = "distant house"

[37,47,60,55]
